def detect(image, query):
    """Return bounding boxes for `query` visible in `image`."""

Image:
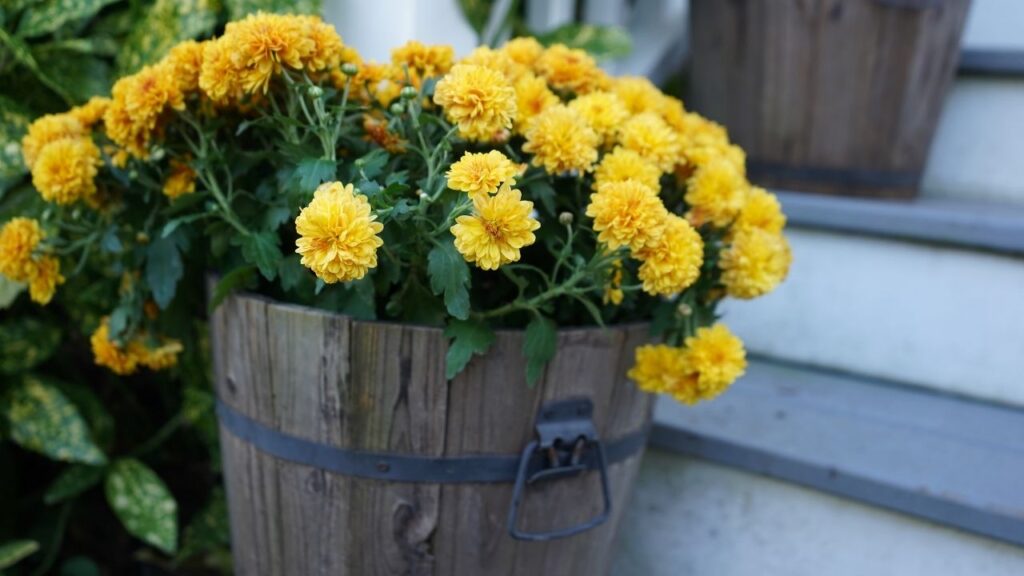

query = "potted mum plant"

[1,12,791,575]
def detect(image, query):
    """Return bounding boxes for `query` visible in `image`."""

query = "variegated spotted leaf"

[0,540,39,570]
[16,0,120,38]
[223,0,322,21]
[105,458,178,554]
[0,28,74,103]
[0,95,30,182]
[116,0,218,74]
[3,377,106,464]
[0,316,61,375]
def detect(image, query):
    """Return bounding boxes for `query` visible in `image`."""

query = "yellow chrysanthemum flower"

[348,61,403,106]
[163,40,205,94]
[199,37,241,104]
[628,344,689,395]
[593,147,662,192]
[392,40,454,82]
[140,339,184,371]
[720,228,792,299]
[69,97,111,128]
[733,187,785,235]
[300,15,346,72]
[513,74,559,134]
[446,150,520,197]
[105,62,184,157]
[676,324,747,404]
[295,182,384,284]
[163,159,197,200]
[32,137,100,205]
[461,46,529,83]
[534,44,609,95]
[27,255,64,305]
[501,37,544,68]
[91,319,145,376]
[226,12,314,94]
[636,214,704,296]
[655,95,688,132]
[612,76,664,114]
[451,184,540,270]
[685,158,748,228]
[433,64,516,142]
[21,113,86,169]
[586,180,667,252]
[603,258,625,306]
[618,112,682,173]
[0,217,43,282]
[522,105,599,174]
[568,91,629,145]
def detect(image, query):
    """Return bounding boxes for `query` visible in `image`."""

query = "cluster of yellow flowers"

[4,11,791,402]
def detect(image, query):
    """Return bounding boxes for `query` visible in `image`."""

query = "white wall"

[614,450,1024,576]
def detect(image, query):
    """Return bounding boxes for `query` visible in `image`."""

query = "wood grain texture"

[212,292,653,576]
[688,0,971,198]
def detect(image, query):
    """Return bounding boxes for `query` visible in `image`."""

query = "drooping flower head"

[636,214,704,296]
[628,344,690,395]
[295,182,384,284]
[31,137,101,205]
[91,318,144,376]
[593,147,662,192]
[27,255,64,305]
[568,91,630,145]
[433,64,516,142]
[163,158,197,200]
[0,217,43,282]
[586,180,667,252]
[522,104,599,175]
[719,228,792,299]
[451,184,540,270]
[446,150,520,197]
[618,112,682,173]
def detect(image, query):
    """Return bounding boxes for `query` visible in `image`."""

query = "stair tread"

[651,358,1024,546]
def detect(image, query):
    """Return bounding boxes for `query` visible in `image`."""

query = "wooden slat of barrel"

[689,0,971,197]
[212,293,653,576]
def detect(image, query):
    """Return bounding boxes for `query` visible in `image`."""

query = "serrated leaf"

[177,487,229,562]
[0,316,61,375]
[223,0,322,21]
[427,240,470,320]
[117,0,218,74]
[105,458,178,554]
[16,0,119,38]
[523,315,557,386]
[294,157,336,194]
[537,24,633,61]
[146,235,183,309]
[0,95,30,181]
[240,231,281,281]
[45,464,105,504]
[444,318,494,380]
[4,376,106,465]
[0,539,39,570]
[353,148,388,180]
[209,265,257,311]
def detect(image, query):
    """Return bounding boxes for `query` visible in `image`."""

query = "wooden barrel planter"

[688,0,972,198]
[210,292,653,575]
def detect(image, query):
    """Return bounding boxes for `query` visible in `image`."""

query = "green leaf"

[0,540,39,570]
[427,239,471,320]
[528,180,557,215]
[240,231,282,281]
[277,254,306,293]
[117,0,218,74]
[32,50,112,103]
[523,315,557,386]
[293,157,336,194]
[456,0,496,37]
[105,458,178,554]
[352,148,388,180]
[177,487,229,562]
[223,0,322,21]
[0,95,30,182]
[60,556,101,576]
[16,0,119,38]
[0,276,24,309]
[209,265,258,311]
[146,234,184,309]
[0,27,74,103]
[444,318,494,380]
[536,24,633,61]
[45,465,105,504]
[4,376,106,465]
[0,316,61,375]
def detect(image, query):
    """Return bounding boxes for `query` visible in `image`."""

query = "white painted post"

[322,0,479,61]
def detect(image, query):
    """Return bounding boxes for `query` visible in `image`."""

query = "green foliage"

[536,23,633,60]
[45,464,106,504]
[146,234,184,309]
[223,0,322,21]
[116,0,218,74]
[16,0,120,38]
[105,458,179,554]
[177,487,229,563]
[240,231,283,281]
[3,376,107,465]
[457,0,497,38]
[427,238,471,320]
[0,540,39,570]
[523,314,556,386]
[0,316,61,374]
[0,95,30,184]
[444,318,495,380]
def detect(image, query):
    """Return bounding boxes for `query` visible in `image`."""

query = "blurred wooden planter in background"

[689,0,972,198]
[210,292,653,576]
